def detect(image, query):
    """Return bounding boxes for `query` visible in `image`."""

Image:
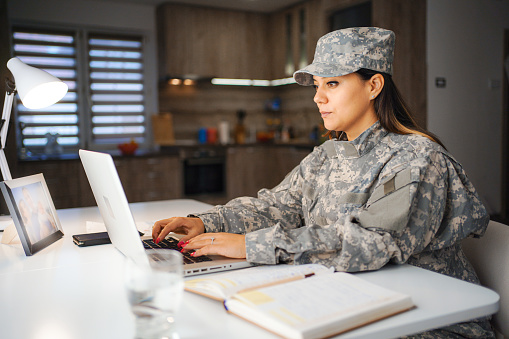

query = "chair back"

[462,220,509,337]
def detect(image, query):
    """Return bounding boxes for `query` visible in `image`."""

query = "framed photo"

[0,173,63,255]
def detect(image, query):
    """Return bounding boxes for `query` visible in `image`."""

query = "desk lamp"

[1,57,68,180]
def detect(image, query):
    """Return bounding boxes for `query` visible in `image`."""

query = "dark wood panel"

[16,155,182,209]
[158,3,271,79]
[372,0,427,127]
[226,146,310,199]
[12,145,310,211]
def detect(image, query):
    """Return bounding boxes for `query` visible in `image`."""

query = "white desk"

[0,199,499,339]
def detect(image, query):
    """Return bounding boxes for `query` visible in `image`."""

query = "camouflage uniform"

[193,122,494,337]
[192,27,493,337]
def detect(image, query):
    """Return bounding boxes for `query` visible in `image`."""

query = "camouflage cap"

[294,27,395,86]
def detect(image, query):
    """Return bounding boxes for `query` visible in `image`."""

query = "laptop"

[78,149,251,276]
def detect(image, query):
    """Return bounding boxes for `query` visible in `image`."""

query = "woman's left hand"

[181,233,246,259]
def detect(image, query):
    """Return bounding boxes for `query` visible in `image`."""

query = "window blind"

[12,27,147,154]
[12,28,79,149]
[87,33,146,145]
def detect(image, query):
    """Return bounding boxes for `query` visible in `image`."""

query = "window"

[13,28,79,150]
[87,33,145,145]
[12,27,147,155]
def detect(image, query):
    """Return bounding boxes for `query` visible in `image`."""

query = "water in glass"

[125,249,183,338]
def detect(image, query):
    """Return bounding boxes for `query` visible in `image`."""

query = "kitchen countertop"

[18,141,320,162]
[161,140,320,150]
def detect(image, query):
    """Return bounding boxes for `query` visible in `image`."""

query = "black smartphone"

[72,232,111,247]
[72,230,144,247]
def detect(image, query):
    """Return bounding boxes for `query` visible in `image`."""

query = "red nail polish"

[177,241,184,248]
[191,252,196,257]
[155,237,160,244]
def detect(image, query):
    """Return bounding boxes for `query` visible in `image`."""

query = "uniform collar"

[324,121,388,159]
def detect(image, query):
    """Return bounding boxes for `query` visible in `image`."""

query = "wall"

[7,0,159,124]
[427,0,509,216]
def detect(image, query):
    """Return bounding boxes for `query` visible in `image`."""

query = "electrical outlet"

[435,77,446,88]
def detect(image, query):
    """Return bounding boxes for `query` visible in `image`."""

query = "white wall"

[427,0,509,216]
[7,0,159,124]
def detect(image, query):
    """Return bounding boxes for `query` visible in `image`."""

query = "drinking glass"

[124,249,183,339]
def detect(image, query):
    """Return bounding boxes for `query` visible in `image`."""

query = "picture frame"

[0,173,64,255]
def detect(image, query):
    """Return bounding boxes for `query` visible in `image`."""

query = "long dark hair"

[327,68,446,149]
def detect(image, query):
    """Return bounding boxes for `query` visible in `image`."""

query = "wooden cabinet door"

[269,3,320,80]
[226,146,311,200]
[136,156,182,202]
[157,3,271,80]
[227,146,271,199]
[16,160,82,209]
[272,146,311,184]
[114,156,181,203]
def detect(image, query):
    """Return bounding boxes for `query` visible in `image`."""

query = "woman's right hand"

[152,216,205,245]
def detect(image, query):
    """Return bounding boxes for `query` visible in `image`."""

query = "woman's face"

[313,73,378,140]
[19,200,30,224]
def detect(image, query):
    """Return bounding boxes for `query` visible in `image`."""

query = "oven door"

[183,156,225,196]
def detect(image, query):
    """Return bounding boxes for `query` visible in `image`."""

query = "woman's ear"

[369,74,384,99]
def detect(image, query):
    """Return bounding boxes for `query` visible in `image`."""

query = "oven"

[181,147,226,197]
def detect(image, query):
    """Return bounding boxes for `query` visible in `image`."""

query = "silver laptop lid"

[79,149,147,263]
[79,149,252,276]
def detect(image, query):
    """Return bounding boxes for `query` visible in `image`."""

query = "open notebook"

[79,149,251,276]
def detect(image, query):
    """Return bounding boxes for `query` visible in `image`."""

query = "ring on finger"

[210,237,215,245]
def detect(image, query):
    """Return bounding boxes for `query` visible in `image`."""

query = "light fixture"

[0,57,68,181]
[168,78,182,86]
[210,77,296,87]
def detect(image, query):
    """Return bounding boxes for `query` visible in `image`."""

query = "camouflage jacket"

[195,121,489,283]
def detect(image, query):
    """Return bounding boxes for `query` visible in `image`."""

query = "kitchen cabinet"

[16,159,83,209]
[8,145,310,212]
[13,155,182,210]
[156,2,321,81]
[227,146,270,199]
[157,3,272,80]
[226,145,311,199]
[272,146,312,183]
[113,156,182,203]
[269,2,322,79]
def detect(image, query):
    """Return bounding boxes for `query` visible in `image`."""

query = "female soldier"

[153,27,493,337]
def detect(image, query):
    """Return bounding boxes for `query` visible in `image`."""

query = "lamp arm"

[0,82,16,181]
[1,90,15,149]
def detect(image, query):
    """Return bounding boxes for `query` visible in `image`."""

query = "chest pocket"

[303,183,371,226]
[357,167,416,234]
[302,182,329,225]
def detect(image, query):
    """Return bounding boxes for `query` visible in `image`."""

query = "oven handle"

[184,157,225,166]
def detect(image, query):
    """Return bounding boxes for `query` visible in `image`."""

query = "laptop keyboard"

[142,238,213,264]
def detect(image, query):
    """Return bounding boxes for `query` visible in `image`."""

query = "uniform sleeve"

[245,151,486,272]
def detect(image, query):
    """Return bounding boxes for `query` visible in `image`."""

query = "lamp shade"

[6,57,68,109]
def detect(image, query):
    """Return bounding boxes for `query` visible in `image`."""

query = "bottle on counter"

[234,109,246,144]
[219,120,230,145]
[281,125,290,143]
[198,127,207,144]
